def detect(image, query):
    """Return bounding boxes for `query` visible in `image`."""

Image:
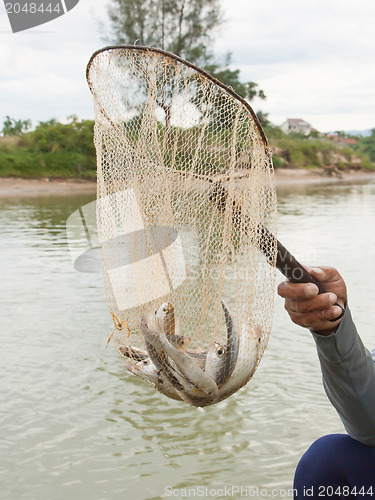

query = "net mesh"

[87,46,277,406]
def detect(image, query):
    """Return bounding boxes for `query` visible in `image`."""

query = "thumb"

[308,266,341,284]
[303,265,347,306]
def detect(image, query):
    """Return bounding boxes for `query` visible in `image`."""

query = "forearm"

[312,307,375,446]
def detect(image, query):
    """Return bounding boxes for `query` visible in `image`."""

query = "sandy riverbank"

[0,169,374,197]
[0,177,97,198]
[274,168,375,186]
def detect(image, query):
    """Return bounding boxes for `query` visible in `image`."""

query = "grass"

[0,135,96,179]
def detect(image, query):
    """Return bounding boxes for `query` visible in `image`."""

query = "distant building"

[280,118,315,135]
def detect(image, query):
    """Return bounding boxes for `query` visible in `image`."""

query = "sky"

[0,0,374,133]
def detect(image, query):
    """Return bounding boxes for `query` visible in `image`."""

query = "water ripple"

[1,183,374,499]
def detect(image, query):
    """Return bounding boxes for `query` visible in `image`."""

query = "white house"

[280,118,314,135]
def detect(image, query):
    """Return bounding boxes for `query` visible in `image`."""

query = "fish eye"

[217,347,225,356]
[142,360,150,365]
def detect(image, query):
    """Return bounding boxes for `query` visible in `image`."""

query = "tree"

[2,116,31,136]
[24,116,95,159]
[359,128,375,162]
[107,0,223,66]
[203,62,266,101]
[106,0,266,103]
[105,0,266,141]
[255,110,271,129]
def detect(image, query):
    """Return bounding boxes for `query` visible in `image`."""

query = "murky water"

[1,179,374,500]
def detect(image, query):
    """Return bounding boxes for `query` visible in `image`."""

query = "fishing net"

[86,45,277,406]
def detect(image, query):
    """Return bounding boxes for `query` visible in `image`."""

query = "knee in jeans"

[295,434,349,482]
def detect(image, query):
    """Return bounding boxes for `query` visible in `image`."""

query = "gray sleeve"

[311,307,375,446]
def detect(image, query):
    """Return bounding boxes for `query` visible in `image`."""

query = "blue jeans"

[294,434,375,499]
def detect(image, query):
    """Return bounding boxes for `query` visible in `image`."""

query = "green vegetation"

[107,0,223,66]
[2,2,372,179]
[0,116,96,178]
[352,129,375,163]
[2,115,31,136]
[106,0,266,102]
[0,114,374,179]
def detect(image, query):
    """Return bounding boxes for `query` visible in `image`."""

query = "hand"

[277,266,347,336]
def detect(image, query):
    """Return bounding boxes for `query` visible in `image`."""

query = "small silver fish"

[142,305,219,405]
[141,344,215,407]
[120,340,203,366]
[216,322,262,403]
[145,304,191,350]
[183,349,207,370]
[122,309,197,403]
[121,337,186,401]
[205,300,239,387]
[145,339,187,394]
[162,300,175,337]
[155,300,206,367]
[128,302,262,407]
[127,357,182,401]
[155,301,191,350]
[140,309,188,395]
[119,345,148,362]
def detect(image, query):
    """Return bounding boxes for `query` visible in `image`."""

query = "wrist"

[312,326,339,337]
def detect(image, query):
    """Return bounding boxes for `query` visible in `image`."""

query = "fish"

[204,342,226,381]
[119,310,210,404]
[128,301,262,407]
[142,305,219,406]
[117,314,186,398]
[144,351,215,406]
[120,310,186,400]
[166,333,191,350]
[139,309,211,406]
[155,301,191,350]
[204,300,239,387]
[141,308,218,406]
[162,300,175,337]
[216,322,262,403]
[183,349,207,370]
[154,301,206,368]
[144,304,191,350]
[119,345,148,362]
[127,356,182,401]
[121,309,198,403]
[140,308,188,390]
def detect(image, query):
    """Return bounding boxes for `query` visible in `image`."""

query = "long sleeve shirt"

[311,307,375,446]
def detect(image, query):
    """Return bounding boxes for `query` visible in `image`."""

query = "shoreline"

[0,177,97,198]
[0,169,374,198]
[274,168,375,186]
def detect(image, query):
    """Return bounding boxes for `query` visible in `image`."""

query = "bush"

[0,116,97,178]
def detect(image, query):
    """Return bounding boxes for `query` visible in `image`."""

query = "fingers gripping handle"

[276,240,345,322]
[254,223,344,322]
[206,185,344,322]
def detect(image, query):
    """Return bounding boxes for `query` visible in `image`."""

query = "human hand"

[277,266,347,336]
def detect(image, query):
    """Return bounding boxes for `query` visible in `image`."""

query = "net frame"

[86,45,278,405]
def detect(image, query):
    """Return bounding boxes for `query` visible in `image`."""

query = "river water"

[1,178,374,500]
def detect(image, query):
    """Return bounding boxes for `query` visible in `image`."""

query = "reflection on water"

[1,179,375,500]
